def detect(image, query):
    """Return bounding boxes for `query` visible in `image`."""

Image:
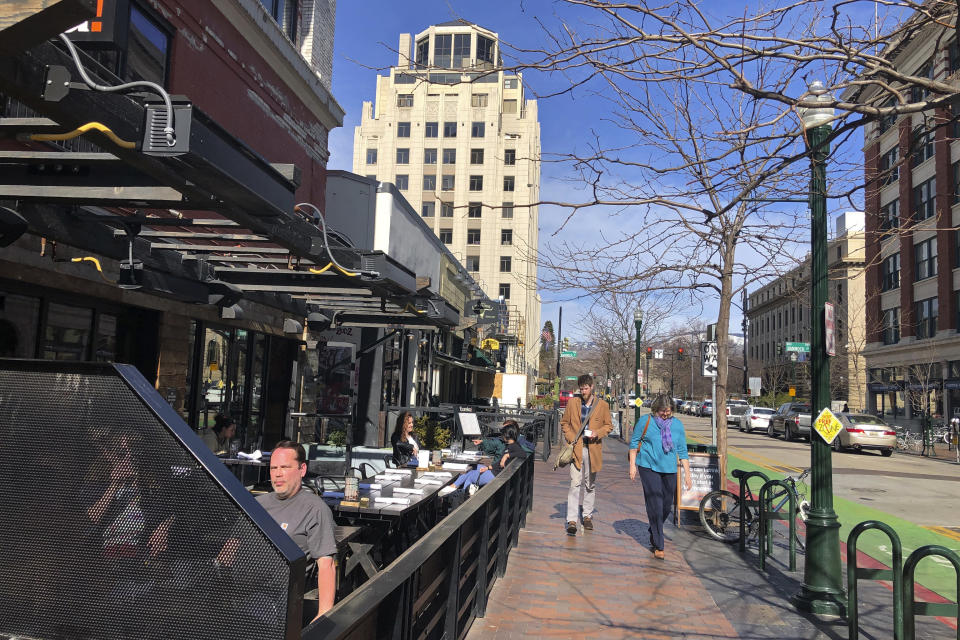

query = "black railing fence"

[306,452,534,640]
[0,359,306,640]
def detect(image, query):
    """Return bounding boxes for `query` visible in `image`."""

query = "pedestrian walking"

[628,394,692,559]
[560,374,613,535]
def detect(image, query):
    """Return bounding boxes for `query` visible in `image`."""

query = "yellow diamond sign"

[634,397,643,407]
[814,407,843,445]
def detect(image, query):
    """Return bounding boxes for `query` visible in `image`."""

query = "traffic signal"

[677,346,684,361]
[563,337,570,350]
[776,343,783,356]
[646,346,652,356]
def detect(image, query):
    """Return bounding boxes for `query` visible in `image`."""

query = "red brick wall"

[864,140,882,344]
[935,107,955,332]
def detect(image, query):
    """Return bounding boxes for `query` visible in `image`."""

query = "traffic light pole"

[634,309,643,432]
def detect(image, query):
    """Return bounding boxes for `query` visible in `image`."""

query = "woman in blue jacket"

[629,394,692,559]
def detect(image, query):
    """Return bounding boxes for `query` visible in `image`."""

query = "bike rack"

[847,521,903,640]
[736,470,770,553]
[758,479,797,572]
[903,545,960,640]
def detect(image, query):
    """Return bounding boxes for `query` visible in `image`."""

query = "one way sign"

[701,341,718,377]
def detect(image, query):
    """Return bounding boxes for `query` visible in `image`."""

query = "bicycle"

[895,427,924,453]
[699,468,810,548]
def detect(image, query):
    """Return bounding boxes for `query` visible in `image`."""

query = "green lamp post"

[634,308,644,426]
[791,80,846,616]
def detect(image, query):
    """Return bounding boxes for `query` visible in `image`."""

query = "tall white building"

[352,20,541,378]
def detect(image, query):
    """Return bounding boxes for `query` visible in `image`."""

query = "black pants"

[637,466,676,551]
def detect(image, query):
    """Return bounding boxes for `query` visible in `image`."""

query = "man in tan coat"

[560,374,613,534]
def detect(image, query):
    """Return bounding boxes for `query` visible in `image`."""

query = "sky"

[325,0,865,343]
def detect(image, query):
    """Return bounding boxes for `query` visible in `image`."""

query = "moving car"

[832,413,896,456]
[769,402,812,440]
[739,406,776,433]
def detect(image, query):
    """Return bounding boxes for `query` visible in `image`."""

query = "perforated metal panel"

[0,360,302,640]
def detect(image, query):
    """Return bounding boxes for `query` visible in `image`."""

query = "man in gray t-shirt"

[256,442,337,620]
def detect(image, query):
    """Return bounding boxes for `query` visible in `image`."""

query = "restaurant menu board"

[676,452,720,511]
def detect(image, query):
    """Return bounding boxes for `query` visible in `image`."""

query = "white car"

[740,406,776,433]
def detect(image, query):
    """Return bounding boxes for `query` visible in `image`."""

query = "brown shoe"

[566,521,578,535]
[582,516,594,531]
[653,549,665,560]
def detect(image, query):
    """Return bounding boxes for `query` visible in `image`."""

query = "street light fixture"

[791,80,846,616]
[634,308,644,429]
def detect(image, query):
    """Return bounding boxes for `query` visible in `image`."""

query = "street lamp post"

[634,308,644,429]
[791,81,845,616]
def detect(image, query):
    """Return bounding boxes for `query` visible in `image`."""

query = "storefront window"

[95,313,117,361]
[42,302,93,360]
[201,327,232,428]
[382,333,402,407]
[0,291,40,357]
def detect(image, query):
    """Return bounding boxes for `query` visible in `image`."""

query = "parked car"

[725,399,750,427]
[682,400,696,414]
[769,402,812,440]
[697,400,713,417]
[739,406,776,433]
[559,390,575,408]
[832,413,896,456]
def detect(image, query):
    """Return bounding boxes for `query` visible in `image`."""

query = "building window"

[439,228,452,244]
[471,94,488,107]
[880,199,899,231]
[466,255,480,272]
[470,148,484,164]
[880,253,899,292]
[468,203,482,218]
[453,33,470,68]
[503,176,515,191]
[366,148,377,164]
[471,122,485,137]
[503,99,518,114]
[397,94,414,108]
[467,229,481,244]
[441,174,455,191]
[880,147,898,186]
[425,122,439,138]
[501,229,513,245]
[911,126,934,167]
[504,78,519,89]
[915,237,938,281]
[84,3,174,86]
[499,283,511,300]
[914,177,936,220]
[422,201,435,217]
[504,149,516,165]
[435,34,452,67]
[441,202,454,217]
[442,148,456,164]
[395,73,416,84]
[951,41,960,73]
[910,61,933,103]
[396,148,410,164]
[469,175,483,191]
[915,297,938,339]
[424,148,437,164]
[395,174,409,190]
[878,97,897,134]
[477,35,495,64]
[397,122,411,137]
[416,36,429,68]
[443,121,457,137]
[502,202,514,218]
[500,256,512,272]
[423,174,436,190]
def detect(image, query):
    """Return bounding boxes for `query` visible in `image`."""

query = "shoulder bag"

[629,416,653,461]
[553,400,599,470]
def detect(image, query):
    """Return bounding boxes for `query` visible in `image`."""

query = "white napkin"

[443,462,469,471]
[237,450,262,460]
[393,487,424,495]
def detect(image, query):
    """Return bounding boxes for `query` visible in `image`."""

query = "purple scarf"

[654,415,674,453]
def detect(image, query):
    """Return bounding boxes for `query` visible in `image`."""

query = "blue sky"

[326,1,863,341]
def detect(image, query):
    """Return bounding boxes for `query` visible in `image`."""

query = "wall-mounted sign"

[470,299,499,325]
[66,0,129,45]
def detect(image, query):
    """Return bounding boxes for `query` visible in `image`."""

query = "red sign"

[824,302,836,356]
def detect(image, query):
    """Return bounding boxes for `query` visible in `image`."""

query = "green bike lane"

[711,441,960,606]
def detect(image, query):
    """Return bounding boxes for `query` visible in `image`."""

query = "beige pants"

[567,442,597,521]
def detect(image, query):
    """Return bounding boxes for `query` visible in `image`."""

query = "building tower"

[352,20,542,380]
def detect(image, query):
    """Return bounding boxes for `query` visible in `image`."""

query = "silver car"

[739,406,776,433]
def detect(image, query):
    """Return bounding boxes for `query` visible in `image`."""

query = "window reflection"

[43,302,93,360]
[0,291,40,358]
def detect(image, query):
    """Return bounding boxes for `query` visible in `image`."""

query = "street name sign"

[560,350,577,358]
[565,376,577,381]
[813,407,843,445]
[785,342,810,353]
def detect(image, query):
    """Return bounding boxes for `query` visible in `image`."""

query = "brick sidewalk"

[466,437,845,640]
